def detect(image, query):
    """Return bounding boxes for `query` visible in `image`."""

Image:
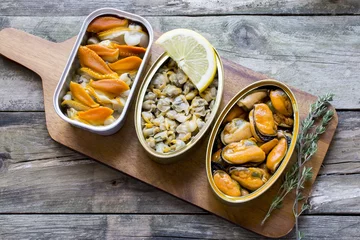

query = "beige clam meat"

[141,58,218,154]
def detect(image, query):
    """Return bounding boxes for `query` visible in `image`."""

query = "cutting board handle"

[0,28,57,78]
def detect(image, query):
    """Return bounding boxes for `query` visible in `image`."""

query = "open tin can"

[135,51,224,164]
[53,8,154,135]
[206,79,299,203]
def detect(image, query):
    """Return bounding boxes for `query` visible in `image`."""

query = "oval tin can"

[206,79,299,203]
[135,50,224,164]
[53,8,154,135]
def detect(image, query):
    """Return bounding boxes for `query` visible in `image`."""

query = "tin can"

[206,79,299,203]
[135,51,224,164]
[53,8,154,135]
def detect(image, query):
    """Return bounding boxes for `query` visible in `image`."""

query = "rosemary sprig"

[261,93,334,228]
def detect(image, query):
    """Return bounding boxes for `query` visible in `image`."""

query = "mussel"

[237,89,267,111]
[229,167,270,191]
[269,89,293,117]
[249,103,277,142]
[221,139,266,165]
[266,137,288,173]
[213,170,241,197]
[220,118,252,145]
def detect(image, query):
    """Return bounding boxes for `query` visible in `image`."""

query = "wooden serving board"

[0,28,338,238]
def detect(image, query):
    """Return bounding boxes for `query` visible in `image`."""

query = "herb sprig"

[261,93,334,239]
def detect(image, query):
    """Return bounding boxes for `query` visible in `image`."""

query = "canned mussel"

[206,80,299,203]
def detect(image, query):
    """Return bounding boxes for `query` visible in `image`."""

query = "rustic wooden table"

[1,1,359,239]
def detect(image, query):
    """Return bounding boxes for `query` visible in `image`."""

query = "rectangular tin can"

[53,8,154,135]
[206,79,299,204]
[134,50,224,164]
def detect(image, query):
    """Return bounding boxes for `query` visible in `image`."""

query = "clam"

[61,100,90,111]
[85,44,120,62]
[173,95,190,114]
[142,99,156,111]
[266,137,288,173]
[111,43,147,58]
[270,89,293,117]
[144,91,156,101]
[108,56,142,74]
[220,118,252,145]
[89,79,129,95]
[157,97,172,112]
[229,167,270,191]
[199,86,217,102]
[249,104,277,142]
[143,126,160,138]
[79,67,118,80]
[69,82,99,108]
[78,46,115,75]
[155,142,171,153]
[176,115,198,134]
[237,89,268,111]
[150,73,168,90]
[221,139,266,165]
[163,84,182,97]
[87,16,128,33]
[213,170,241,197]
[170,139,186,151]
[77,107,114,126]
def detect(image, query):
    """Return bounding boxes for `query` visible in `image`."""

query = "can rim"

[206,79,300,203]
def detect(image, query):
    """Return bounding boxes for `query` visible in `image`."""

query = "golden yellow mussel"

[222,139,266,165]
[223,105,246,123]
[266,137,288,173]
[221,118,252,145]
[270,89,293,117]
[213,170,241,197]
[98,25,149,47]
[259,138,279,155]
[237,89,268,111]
[229,167,270,191]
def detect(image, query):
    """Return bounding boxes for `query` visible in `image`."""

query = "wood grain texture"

[0,112,356,214]
[1,16,359,110]
[0,0,359,16]
[1,215,360,240]
[0,28,338,237]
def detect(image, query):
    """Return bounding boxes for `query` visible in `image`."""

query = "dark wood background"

[1,1,360,239]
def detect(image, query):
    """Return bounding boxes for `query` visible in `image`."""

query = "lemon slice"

[155,29,216,92]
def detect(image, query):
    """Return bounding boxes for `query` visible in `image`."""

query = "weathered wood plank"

[0,214,359,239]
[0,0,359,16]
[0,114,201,214]
[0,111,358,214]
[1,16,359,110]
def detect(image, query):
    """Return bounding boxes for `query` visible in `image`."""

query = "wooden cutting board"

[0,28,338,238]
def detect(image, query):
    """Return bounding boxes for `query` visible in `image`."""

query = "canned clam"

[135,51,224,164]
[206,79,299,203]
[53,8,154,135]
